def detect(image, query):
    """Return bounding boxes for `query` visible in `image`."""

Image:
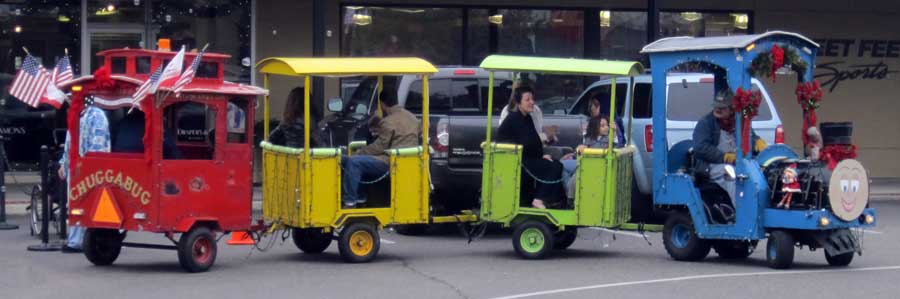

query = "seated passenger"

[561,115,621,198]
[497,86,564,209]
[587,95,626,146]
[269,87,324,148]
[341,89,419,208]
[693,87,767,204]
[114,110,180,159]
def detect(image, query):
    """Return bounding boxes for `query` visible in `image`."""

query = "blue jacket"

[692,112,759,171]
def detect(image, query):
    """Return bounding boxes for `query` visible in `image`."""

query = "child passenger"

[561,115,621,198]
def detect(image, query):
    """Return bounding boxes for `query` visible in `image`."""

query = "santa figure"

[777,164,801,209]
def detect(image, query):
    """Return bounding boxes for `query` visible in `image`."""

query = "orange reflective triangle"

[93,188,122,225]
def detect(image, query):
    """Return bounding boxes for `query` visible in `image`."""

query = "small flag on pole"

[131,65,164,106]
[157,46,186,90]
[52,55,74,86]
[173,45,207,97]
[9,55,52,108]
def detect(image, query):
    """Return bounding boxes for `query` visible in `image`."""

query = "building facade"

[2,0,898,177]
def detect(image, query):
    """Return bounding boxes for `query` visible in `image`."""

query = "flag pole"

[22,47,30,56]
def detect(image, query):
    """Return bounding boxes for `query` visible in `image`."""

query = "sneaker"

[342,202,357,209]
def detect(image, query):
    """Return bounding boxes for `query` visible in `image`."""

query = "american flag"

[9,55,52,108]
[51,55,73,86]
[131,65,164,105]
[173,47,206,97]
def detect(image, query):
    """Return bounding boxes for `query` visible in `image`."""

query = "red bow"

[771,45,785,83]
[821,144,857,170]
[796,81,824,145]
[733,88,762,155]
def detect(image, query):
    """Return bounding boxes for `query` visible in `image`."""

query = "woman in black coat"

[496,86,564,209]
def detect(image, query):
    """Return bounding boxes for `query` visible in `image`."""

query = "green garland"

[748,45,808,79]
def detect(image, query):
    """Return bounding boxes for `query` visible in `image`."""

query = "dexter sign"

[70,169,152,205]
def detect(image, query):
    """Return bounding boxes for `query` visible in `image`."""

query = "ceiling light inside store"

[680,12,702,22]
[489,14,503,25]
[599,10,611,27]
[394,9,425,13]
[58,15,71,22]
[134,0,140,6]
[732,13,749,29]
[107,4,116,12]
[14,25,22,33]
[352,14,372,26]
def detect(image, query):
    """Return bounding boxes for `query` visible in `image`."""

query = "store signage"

[813,38,899,92]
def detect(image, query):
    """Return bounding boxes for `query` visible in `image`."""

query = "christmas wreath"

[733,87,762,155]
[749,44,808,82]
[796,80,824,145]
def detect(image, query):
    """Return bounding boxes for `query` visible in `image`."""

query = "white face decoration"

[828,159,869,221]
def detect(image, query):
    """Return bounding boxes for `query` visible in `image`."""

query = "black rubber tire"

[766,230,795,269]
[825,251,854,267]
[512,220,555,260]
[713,240,756,259]
[394,224,428,236]
[177,226,218,273]
[83,228,124,266]
[292,228,332,254]
[663,212,711,261]
[338,222,380,263]
[553,227,578,250]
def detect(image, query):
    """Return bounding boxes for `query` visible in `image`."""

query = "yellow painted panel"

[307,155,341,227]
[391,155,428,224]
[261,149,303,227]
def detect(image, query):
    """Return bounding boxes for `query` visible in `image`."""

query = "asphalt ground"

[1,199,899,299]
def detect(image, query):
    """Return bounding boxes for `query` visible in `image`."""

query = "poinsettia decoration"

[733,87,763,155]
[796,80,824,145]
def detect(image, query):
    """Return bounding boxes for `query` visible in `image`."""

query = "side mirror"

[327,97,343,112]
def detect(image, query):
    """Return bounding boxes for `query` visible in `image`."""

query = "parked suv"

[568,73,784,221]
[324,67,587,214]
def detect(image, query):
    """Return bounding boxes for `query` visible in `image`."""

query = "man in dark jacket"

[693,87,767,202]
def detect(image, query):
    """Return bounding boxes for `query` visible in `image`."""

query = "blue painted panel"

[763,208,877,230]
[756,144,799,167]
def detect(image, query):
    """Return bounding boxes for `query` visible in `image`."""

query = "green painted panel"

[480,143,522,223]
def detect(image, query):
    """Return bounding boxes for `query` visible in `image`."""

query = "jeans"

[561,159,578,198]
[341,155,390,205]
[67,225,85,249]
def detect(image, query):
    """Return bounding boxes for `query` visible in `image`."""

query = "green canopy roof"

[479,55,644,76]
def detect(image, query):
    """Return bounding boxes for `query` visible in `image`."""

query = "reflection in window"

[342,7,463,65]
[109,108,146,154]
[659,12,749,38]
[136,56,151,74]
[227,98,248,143]
[593,11,647,62]
[165,101,216,160]
[88,0,145,23]
[153,0,251,83]
[497,9,584,58]
[111,57,127,73]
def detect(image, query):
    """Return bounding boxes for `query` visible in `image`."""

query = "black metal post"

[0,137,19,230]
[27,146,60,251]
[312,0,325,112]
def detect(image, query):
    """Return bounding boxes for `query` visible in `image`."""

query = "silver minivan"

[568,73,784,198]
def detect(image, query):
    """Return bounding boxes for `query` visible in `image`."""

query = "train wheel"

[83,228,124,266]
[553,227,577,250]
[663,212,710,261]
[292,228,332,254]
[178,226,217,273]
[825,251,854,267]
[766,230,794,269]
[713,240,756,259]
[513,220,554,259]
[338,222,380,263]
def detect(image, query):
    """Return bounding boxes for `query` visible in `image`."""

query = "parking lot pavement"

[1,200,899,299]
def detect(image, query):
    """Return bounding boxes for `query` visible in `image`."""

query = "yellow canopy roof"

[257,57,438,76]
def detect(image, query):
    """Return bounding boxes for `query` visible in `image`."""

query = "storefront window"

[659,12,750,38]
[152,0,252,83]
[466,9,490,65]
[0,1,80,169]
[341,6,463,65]
[591,11,647,62]
[88,0,144,24]
[497,9,583,58]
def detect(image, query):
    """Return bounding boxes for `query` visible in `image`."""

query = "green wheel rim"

[519,227,546,253]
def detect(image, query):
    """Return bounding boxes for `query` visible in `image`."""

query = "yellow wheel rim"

[349,230,374,257]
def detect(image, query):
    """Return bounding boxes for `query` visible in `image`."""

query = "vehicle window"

[111,57,127,74]
[571,83,626,118]
[632,83,652,118]
[478,78,512,113]
[342,76,398,115]
[406,79,452,114]
[197,62,218,78]
[227,98,248,143]
[107,107,145,154]
[451,79,480,112]
[666,82,772,121]
[136,56,151,74]
[165,101,216,160]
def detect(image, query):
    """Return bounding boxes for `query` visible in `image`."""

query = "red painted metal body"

[65,48,266,233]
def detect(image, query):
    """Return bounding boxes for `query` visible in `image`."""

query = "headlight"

[818,216,830,227]
[865,214,875,224]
